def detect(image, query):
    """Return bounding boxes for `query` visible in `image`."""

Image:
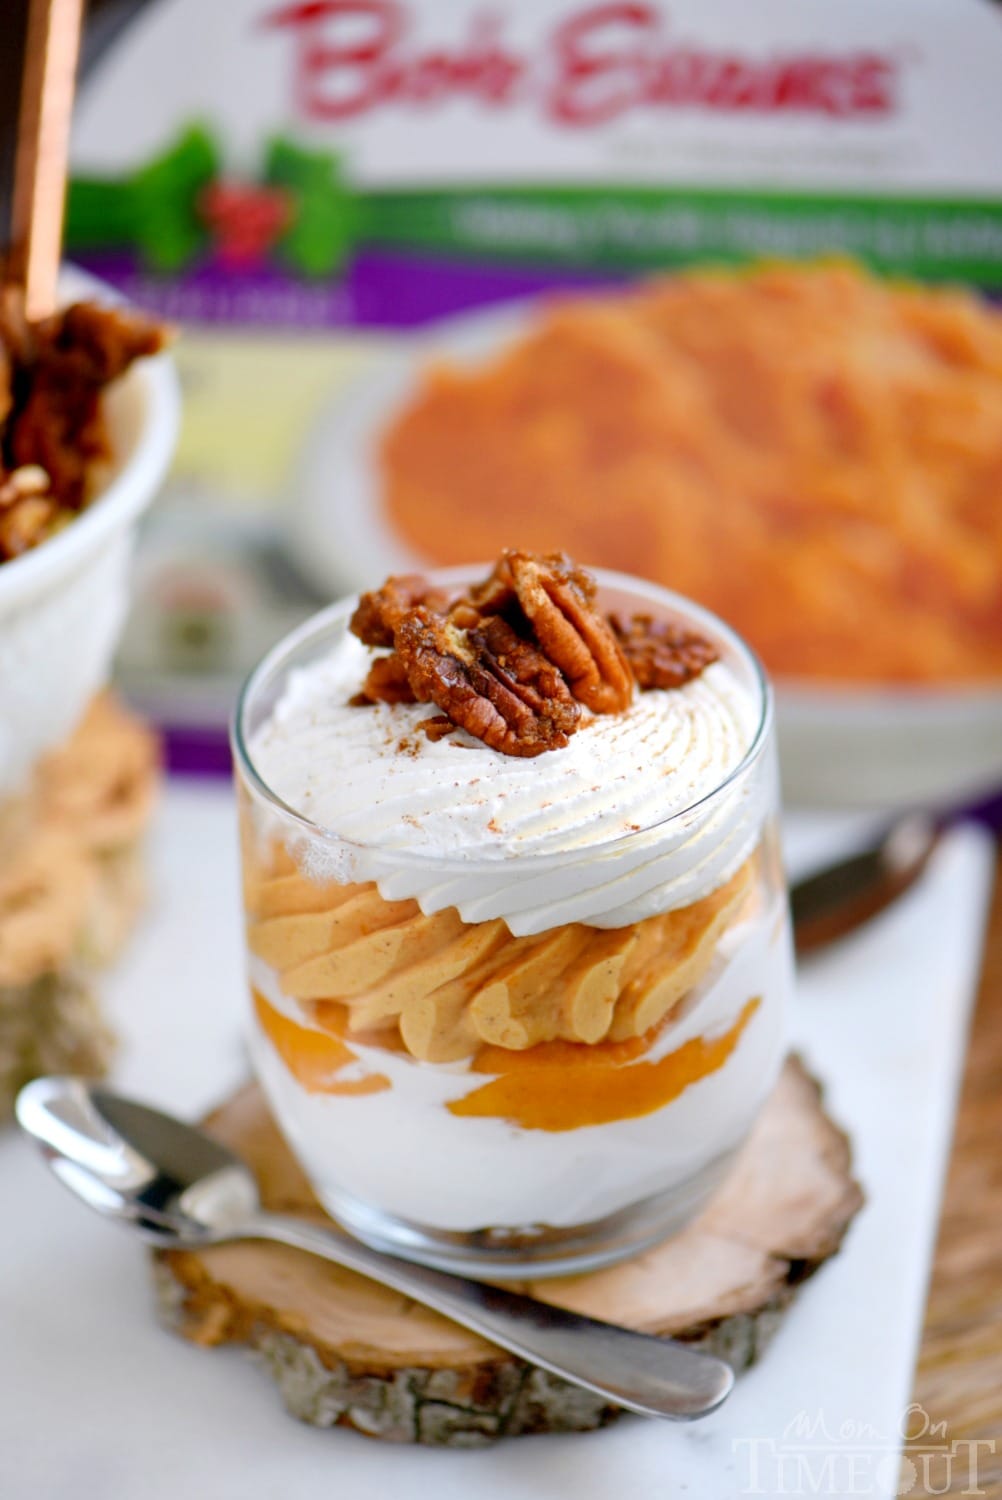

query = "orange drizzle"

[252,989,390,1097]
[254,983,762,1132]
[447,998,761,1132]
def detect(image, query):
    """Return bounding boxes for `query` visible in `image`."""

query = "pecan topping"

[350,653,418,706]
[350,576,451,705]
[346,549,717,756]
[395,607,579,758]
[609,612,719,690]
[502,551,633,714]
[418,714,456,742]
[350,575,449,648]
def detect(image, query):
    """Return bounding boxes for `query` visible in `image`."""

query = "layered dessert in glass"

[234,552,793,1276]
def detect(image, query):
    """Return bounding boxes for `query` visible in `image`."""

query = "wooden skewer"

[6,0,85,320]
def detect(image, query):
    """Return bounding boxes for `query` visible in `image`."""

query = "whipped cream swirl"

[249,626,767,935]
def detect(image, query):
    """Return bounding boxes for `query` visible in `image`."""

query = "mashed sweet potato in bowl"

[367,261,1002,804]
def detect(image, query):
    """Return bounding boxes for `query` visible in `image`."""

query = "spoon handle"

[239,1211,733,1421]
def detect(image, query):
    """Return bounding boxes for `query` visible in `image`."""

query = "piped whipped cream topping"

[249,626,766,935]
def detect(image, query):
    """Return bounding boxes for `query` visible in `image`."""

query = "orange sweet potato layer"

[252,986,760,1131]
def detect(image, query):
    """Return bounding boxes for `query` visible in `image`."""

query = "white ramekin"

[0,268,180,798]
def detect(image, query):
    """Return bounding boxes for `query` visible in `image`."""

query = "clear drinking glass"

[232,569,793,1278]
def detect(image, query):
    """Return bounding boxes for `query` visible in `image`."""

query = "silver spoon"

[791,813,941,957]
[16,1074,734,1423]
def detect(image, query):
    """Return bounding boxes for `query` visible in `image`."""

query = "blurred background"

[62,0,1002,805]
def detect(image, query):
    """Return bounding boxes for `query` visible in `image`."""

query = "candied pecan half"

[463,552,517,617]
[395,607,580,757]
[609,611,719,690]
[350,652,418,706]
[463,548,597,621]
[350,574,449,648]
[504,550,632,713]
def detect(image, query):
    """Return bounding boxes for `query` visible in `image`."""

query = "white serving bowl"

[0,268,180,797]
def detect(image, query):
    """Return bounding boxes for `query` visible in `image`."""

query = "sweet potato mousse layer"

[450,997,760,1131]
[244,853,754,1062]
[252,987,760,1133]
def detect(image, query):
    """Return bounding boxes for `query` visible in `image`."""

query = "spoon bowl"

[17,1076,258,1242]
[16,1074,735,1423]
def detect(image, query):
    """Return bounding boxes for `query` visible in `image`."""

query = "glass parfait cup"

[232,568,793,1279]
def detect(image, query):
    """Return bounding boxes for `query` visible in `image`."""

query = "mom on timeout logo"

[262,0,903,126]
[732,1403,997,1496]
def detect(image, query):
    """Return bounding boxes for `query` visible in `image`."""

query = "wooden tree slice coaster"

[152,1057,863,1446]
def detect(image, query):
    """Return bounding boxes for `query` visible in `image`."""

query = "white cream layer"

[249,897,791,1233]
[249,629,765,935]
